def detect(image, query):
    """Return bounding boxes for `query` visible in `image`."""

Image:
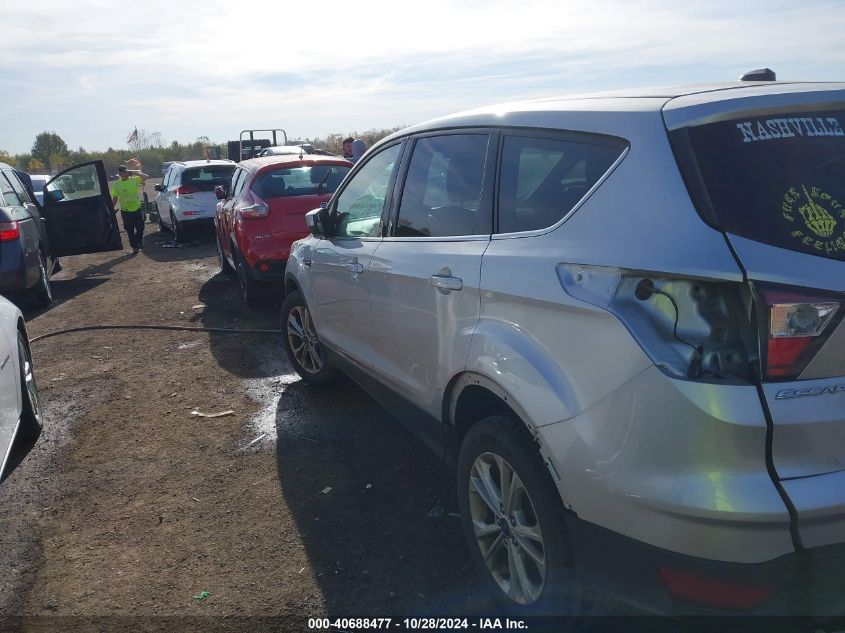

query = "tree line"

[0,127,404,177]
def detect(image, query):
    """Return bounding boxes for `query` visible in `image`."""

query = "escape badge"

[781,185,845,254]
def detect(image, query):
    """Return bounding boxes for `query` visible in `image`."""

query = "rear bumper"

[571,516,845,617]
[0,245,33,292]
[242,257,286,282]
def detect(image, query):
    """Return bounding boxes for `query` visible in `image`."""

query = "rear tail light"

[175,185,198,195]
[0,221,20,241]
[182,211,199,217]
[238,194,269,219]
[559,265,757,382]
[758,285,842,381]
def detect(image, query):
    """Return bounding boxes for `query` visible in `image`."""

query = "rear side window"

[395,134,489,237]
[252,165,350,199]
[497,135,625,233]
[679,110,845,260]
[181,166,235,191]
[0,172,23,207]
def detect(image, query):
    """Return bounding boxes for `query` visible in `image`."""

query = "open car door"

[41,161,123,256]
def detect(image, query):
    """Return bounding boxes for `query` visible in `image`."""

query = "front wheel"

[280,290,336,385]
[17,331,42,441]
[457,414,592,616]
[216,232,235,277]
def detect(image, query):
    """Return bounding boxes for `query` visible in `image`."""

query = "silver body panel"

[0,296,25,478]
[287,82,845,567]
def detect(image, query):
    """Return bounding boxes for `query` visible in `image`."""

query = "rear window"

[181,166,235,191]
[680,110,845,260]
[251,165,350,199]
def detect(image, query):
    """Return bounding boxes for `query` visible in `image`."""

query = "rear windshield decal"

[782,185,845,253]
[737,117,844,143]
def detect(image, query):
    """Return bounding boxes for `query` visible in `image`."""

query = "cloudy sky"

[2,0,844,154]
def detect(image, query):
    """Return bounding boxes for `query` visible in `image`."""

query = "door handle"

[430,275,463,291]
[347,258,364,274]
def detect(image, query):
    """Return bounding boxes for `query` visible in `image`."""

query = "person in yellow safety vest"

[110,159,149,254]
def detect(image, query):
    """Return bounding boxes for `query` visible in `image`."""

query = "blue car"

[0,160,123,307]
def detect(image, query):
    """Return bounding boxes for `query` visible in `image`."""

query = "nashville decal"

[737,116,844,143]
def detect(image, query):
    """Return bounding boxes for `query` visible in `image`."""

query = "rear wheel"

[16,331,41,441]
[29,252,53,308]
[236,258,262,307]
[457,414,594,616]
[281,290,336,385]
[171,211,185,243]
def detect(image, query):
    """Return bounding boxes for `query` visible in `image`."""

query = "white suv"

[155,160,235,242]
[281,79,845,618]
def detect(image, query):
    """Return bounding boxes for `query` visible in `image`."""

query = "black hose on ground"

[30,324,281,343]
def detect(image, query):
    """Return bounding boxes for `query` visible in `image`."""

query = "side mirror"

[305,207,331,237]
[45,189,65,203]
[214,185,226,200]
[154,184,164,192]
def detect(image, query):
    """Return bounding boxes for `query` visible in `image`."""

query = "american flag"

[127,127,138,144]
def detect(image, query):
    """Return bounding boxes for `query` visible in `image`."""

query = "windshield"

[680,110,845,260]
[182,166,235,191]
[252,164,350,199]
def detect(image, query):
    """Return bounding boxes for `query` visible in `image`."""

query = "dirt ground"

[0,198,491,631]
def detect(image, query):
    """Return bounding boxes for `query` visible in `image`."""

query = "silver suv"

[280,78,845,617]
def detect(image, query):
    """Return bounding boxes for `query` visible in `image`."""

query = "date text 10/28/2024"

[308,618,529,630]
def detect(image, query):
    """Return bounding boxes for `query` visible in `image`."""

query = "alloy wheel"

[469,451,546,605]
[286,305,324,374]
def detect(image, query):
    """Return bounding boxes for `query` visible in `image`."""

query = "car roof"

[179,159,236,168]
[239,154,352,172]
[383,81,845,141]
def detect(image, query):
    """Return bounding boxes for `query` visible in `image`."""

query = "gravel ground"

[0,211,489,632]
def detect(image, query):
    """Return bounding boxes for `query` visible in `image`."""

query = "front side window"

[497,135,625,233]
[232,169,248,197]
[46,164,102,202]
[395,134,489,237]
[252,165,350,199]
[333,143,402,238]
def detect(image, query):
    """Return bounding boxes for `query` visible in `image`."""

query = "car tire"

[16,331,42,441]
[216,232,235,277]
[236,257,262,307]
[281,290,336,385]
[156,203,166,232]
[171,211,185,243]
[457,413,599,617]
[29,252,53,308]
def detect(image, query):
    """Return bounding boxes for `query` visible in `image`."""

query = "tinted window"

[0,172,23,207]
[333,144,402,238]
[395,134,489,237]
[182,166,235,192]
[46,164,101,201]
[252,165,350,199]
[232,169,248,197]
[7,172,34,205]
[29,177,48,193]
[682,110,845,260]
[498,135,624,233]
